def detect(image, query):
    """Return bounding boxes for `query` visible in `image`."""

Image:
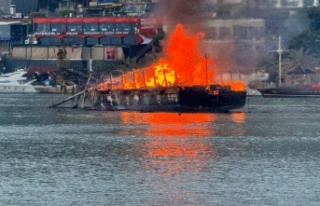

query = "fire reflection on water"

[231,112,246,124]
[121,112,217,176]
[119,111,247,204]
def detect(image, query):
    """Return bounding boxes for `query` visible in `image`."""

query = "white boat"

[0,70,38,93]
[33,84,76,94]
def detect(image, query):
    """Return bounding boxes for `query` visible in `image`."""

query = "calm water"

[1,94,320,206]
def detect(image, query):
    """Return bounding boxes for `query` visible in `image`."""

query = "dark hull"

[91,85,247,112]
[259,88,320,98]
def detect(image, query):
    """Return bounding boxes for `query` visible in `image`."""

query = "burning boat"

[50,24,247,112]
[89,24,246,112]
[92,84,246,112]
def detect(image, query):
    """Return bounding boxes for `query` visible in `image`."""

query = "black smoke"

[155,0,207,32]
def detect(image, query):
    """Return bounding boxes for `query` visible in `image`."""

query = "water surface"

[1,94,320,205]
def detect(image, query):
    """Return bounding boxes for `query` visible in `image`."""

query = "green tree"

[30,12,46,18]
[59,9,77,17]
[287,7,320,55]
[282,48,320,73]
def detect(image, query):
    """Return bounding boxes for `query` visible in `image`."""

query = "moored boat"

[259,84,320,98]
[0,70,37,93]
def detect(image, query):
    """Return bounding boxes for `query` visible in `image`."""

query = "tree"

[282,48,320,73]
[287,7,320,55]
[30,12,46,18]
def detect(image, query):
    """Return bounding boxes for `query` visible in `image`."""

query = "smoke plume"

[155,0,207,32]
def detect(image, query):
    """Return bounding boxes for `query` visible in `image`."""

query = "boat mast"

[277,36,283,87]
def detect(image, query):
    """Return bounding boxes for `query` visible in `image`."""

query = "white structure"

[250,0,319,8]
[0,69,37,93]
[203,0,319,8]
[257,0,318,8]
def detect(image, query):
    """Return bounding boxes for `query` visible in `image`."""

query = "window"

[282,0,299,7]
[115,23,136,34]
[304,0,314,6]
[83,23,99,32]
[36,23,50,33]
[234,26,247,40]
[259,0,279,7]
[250,27,264,40]
[99,23,115,33]
[235,42,253,55]
[67,23,82,33]
[205,27,217,40]
[218,27,231,40]
[51,23,65,33]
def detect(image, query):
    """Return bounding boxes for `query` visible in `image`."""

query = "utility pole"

[270,36,287,87]
[278,36,283,86]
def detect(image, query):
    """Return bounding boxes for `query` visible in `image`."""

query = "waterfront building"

[202,19,265,72]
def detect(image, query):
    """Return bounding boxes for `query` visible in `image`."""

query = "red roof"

[33,17,140,24]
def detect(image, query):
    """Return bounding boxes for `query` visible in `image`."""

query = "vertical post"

[109,72,113,90]
[174,70,178,86]
[229,70,233,82]
[121,73,125,89]
[162,68,168,87]
[278,36,282,87]
[133,70,136,89]
[143,71,146,88]
[220,73,224,85]
[81,72,92,108]
[123,72,127,89]
[204,53,208,87]
[237,70,241,81]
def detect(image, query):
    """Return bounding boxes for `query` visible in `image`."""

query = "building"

[202,19,265,72]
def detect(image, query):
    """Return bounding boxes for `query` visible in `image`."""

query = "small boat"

[259,84,320,98]
[0,70,37,93]
[259,36,320,98]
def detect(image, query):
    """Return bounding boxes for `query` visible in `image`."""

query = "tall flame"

[94,24,245,92]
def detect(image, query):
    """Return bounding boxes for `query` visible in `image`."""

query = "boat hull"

[92,85,247,112]
[34,85,76,94]
[0,84,37,93]
[259,88,320,98]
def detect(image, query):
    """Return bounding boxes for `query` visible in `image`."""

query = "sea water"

[1,94,320,206]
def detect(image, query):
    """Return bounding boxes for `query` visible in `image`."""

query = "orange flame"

[94,24,246,92]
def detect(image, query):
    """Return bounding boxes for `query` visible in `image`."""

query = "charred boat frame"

[91,84,247,112]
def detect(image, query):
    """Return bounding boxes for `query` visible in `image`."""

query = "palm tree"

[282,48,320,74]
[280,48,320,86]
